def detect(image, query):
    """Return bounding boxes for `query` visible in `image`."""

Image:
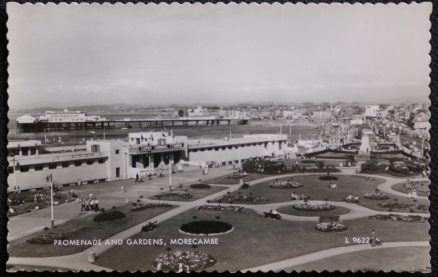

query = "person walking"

[80,198,86,212]
[94,198,99,211]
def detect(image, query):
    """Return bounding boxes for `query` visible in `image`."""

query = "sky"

[7,3,432,109]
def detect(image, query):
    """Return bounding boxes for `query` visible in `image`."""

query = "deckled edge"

[3,1,435,275]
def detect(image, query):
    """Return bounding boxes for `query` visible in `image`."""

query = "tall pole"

[12,157,16,190]
[47,174,54,229]
[169,160,172,189]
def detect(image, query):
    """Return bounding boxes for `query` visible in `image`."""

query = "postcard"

[6,2,431,272]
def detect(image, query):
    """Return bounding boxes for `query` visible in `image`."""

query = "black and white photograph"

[5,2,432,272]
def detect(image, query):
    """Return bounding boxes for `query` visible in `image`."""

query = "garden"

[361,158,427,177]
[153,250,216,272]
[8,203,175,257]
[391,180,430,197]
[7,188,73,217]
[95,208,429,272]
[277,203,350,217]
[212,174,386,204]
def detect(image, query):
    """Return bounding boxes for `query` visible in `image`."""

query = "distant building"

[364,105,380,118]
[188,106,204,117]
[312,111,331,123]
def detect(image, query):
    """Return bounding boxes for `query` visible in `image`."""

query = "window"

[115,149,120,155]
[7,167,13,174]
[19,166,29,172]
[98,158,105,164]
[91,144,100,152]
[49,163,57,169]
[62,162,70,168]
[115,167,120,178]
[86,160,94,165]
[74,161,83,167]
[34,164,44,171]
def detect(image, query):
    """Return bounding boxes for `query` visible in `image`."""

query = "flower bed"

[315,222,347,232]
[404,181,430,193]
[368,214,428,223]
[293,202,335,211]
[345,195,359,203]
[270,179,303,189]
[156,190,193,200]
[318,175,338,181]
[377,203,429,213]
[190,183,211,189]
[27,232,66,245]
[131,202,172,212]
[197,205,245,213]
[93,210,126,222]
[153,250,216,272]
[290,193,308,200]
[216,195,268,204]
[180,220,233,235]
[363,191,389,200]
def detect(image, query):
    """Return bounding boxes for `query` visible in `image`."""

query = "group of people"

[80,196,100,213]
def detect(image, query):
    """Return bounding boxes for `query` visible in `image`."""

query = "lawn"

[277,205,350,217]
[287,246,430,272]
[151,184,227,202]
[356,194,429,214]
[391,181,430,197]
[8,203,175,257]
[212,174,386,204]
[95,208,429,272]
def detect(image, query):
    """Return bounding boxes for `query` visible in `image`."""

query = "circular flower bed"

[180,220,233,236]
[315,222,347,232]
[27,232,66,244]
[153,250,216,272]
[293,202,335,211]
[318,175,338,181]
[345,195,359,203]
[363,191,389,200]
[190,183,211,189]
[93,210,126,222]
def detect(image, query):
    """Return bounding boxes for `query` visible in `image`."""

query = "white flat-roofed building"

[186,134,288,165]
[7,147,109,191]
[7,132,288,191]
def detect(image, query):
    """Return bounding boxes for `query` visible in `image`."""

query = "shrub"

[190,183,211,189]
[93,210,126,222]
[318,175,338,181]
[180,220,232,235]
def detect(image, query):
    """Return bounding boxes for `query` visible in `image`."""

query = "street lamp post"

[46,173,55,229]
[12,157,17,190]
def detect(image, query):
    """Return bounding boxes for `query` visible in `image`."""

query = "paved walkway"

[242,241,430,272]
[7,168,430,271]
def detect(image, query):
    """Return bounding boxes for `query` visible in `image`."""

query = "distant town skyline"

[7,3,431,110]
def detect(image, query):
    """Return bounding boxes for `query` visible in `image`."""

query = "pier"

[17,117,249,133]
